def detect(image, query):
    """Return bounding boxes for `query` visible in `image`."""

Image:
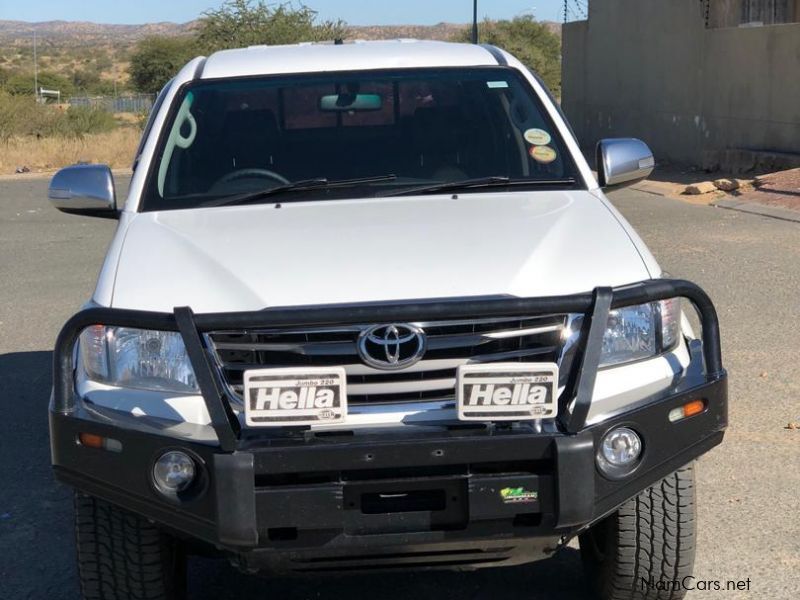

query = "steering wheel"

[214,168,290,188]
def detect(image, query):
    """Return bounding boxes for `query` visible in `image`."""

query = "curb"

[630,182,682,199]
[631,183,667,198]
[0,168,133,182]
[712,198,800,224]
[631,181,800,223]
[630,182,720,206]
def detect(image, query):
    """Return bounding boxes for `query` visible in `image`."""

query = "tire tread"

[580,464,697,600]
[74,493,184,600]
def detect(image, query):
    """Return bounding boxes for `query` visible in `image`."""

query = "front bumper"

[51,372,726,572]
[50,279,728,572]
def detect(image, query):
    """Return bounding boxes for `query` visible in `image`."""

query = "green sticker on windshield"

[487,81,509,89]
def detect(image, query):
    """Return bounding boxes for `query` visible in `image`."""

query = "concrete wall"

[561,0,800,168]
[711,0,800,28]
[709,0,741,28]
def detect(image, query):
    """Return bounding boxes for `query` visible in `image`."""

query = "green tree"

[196,0,347,52]
[129,36,198,93]
[71,68,102,93]
[457,16,562,97]
[68,64,118,96]
[5,71,74,97]
[128,2,347,92]
[5,72,38,96]
[38,72,75,97]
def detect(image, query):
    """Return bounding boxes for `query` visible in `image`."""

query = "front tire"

[74,493,186,600]
[579,464,697,600]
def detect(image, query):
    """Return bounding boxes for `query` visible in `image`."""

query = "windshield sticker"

[486,81,510,89]
[524,128,552,146]
[530,145,558,164]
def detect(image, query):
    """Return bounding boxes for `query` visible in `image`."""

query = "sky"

[0,0,566,26]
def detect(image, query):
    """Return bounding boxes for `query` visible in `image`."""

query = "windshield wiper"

[209,174,398,207]
[381,176,577,197]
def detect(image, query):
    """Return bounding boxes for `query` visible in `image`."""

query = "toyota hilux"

[48,40,727,600]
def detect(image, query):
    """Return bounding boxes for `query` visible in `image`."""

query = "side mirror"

[48,164,118,218]
[596,138,655,189]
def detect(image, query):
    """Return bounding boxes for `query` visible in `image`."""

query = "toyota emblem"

[357,324,427,370]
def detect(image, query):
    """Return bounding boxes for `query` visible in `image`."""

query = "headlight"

[80,326,199,393]
[599,298,681,367]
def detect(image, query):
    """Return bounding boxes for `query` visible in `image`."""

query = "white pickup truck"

[48,40,727,600]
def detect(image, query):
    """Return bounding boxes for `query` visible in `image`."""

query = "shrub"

[0,92,118,141]
[0,93,54,141]
[62,106,118,136]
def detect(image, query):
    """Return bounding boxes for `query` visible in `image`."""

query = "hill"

[0,19,559,46]
[0,19,560,90]
[0,20,197,47]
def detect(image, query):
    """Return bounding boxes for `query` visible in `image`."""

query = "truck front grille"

[206,314,566,406]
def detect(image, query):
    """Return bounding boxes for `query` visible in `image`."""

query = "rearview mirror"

[48,164,117,218]
[319,93,382,112]
[596,138,655,188]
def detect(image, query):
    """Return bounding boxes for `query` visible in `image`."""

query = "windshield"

[142,67,581,211]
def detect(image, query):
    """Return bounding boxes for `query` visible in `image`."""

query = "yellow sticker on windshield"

[530,145,557,164]
[524,128,552,146]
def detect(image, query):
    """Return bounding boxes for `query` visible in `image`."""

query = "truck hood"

[110,191,652,313]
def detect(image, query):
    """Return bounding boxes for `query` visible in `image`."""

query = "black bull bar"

[52,278,724,452]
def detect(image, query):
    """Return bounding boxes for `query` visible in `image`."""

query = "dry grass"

[0,127,140,174]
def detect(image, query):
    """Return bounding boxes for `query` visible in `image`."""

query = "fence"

[66,94,155,114]
[562,0,589,22]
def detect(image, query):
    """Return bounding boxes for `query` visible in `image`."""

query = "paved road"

[0,176,797,599]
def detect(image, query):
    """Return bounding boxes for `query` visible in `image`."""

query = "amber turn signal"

[78,432,123,452]
[668,399,706,423]
[78,433,104,448]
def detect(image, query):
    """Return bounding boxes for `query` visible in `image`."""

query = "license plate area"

[456,363,559,421]
[360,489,446,514]
[243,367,347,427]
[343,478,467,534]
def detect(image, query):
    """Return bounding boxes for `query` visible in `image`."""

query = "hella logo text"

[464,382,549,406]
[253,386,339,411]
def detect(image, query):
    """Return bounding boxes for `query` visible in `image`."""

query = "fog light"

[601,427,642,467]
[153,451,196,494]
